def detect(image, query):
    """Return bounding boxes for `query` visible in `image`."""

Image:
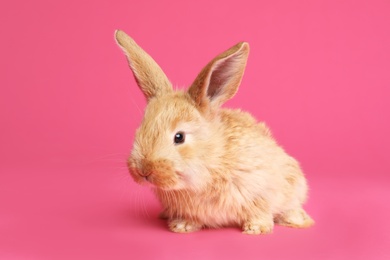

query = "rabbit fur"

[115,30,314,234]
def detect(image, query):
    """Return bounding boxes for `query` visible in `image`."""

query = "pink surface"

[1,0,389,259]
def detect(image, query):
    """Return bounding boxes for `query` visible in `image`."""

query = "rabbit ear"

[115,30,173,100]
[188,42,249,110]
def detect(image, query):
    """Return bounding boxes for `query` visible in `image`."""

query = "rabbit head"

[115,30,249,191]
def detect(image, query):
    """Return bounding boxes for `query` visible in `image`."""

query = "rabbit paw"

[242,221,273,235]
[274,208,314,228]
[169,219,201,233]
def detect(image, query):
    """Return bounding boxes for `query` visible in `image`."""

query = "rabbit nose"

[139,170,152,177]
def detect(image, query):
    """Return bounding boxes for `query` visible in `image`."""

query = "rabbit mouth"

[128,168,183,190]
[140,175,157,188]
[128,158,185,190]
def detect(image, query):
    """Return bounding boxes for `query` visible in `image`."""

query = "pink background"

[1,0,389,259]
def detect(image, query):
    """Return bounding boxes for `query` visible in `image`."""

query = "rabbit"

[115,30,314,234]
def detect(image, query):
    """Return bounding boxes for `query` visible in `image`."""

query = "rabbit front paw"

[242,221,274,235]
[168,219,201,233]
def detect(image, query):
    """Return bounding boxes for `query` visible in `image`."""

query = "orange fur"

[115,30,314,234]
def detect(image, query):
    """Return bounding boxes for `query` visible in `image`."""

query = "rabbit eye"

[174,132,185,145]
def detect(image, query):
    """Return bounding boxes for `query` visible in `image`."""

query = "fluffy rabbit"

[115,30,314,234]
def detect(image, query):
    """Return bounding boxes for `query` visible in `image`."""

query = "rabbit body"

[116,30,314,234]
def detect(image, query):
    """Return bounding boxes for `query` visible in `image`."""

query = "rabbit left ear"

[115,30,173,101]
[188,42,249,110]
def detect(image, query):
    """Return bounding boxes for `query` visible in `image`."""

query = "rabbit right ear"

[115,30,173,100]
